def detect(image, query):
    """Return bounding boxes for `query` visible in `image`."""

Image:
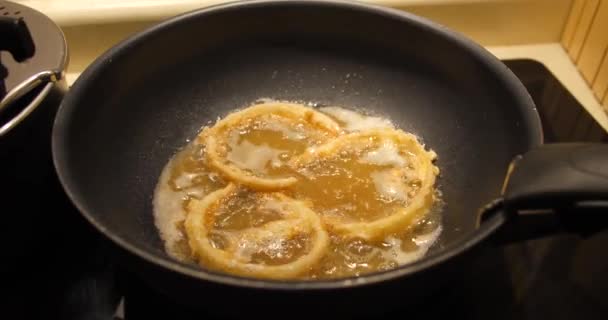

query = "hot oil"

[169,141,226,196]
[224,116,329,177]
[288,137,439,279]
[291,139,421,223]
[153,138,226,262]
[153,104,442,280]
[211,190,285,230]
[249,234,309,266]
[225,129,299,178]
[206,190,314,266]
[319,106,394,132]
[311,207,442,279]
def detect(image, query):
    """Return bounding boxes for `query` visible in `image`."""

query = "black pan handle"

[480,143,608,243]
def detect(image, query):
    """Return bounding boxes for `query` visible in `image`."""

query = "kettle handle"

[0,16,35,62]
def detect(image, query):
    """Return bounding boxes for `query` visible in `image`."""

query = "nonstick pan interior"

[53,0,541,284]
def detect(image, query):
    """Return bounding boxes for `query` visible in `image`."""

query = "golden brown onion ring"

[202,102,340,191]
[185,183,330,279]
[291,128,439,241]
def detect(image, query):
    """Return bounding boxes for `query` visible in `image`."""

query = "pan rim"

[52,0,543,290]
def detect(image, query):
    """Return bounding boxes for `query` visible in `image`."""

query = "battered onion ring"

[185,183,330,279]
[203,102,340,190]
[291,128,439,241]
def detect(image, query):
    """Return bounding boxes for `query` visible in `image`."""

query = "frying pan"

[52,0,608,318]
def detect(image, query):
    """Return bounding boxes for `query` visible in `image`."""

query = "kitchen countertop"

[486,44,608,133]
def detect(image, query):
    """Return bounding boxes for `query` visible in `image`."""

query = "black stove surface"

[3,59,607,320]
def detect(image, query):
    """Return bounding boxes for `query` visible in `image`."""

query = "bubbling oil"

[199,188,318,268]
[153,101,442,280]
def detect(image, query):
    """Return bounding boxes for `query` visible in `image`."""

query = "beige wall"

[62,21,154,75]
[62,0,574,75]
[398,0,572,46]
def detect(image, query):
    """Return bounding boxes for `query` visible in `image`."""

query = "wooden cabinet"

[562,0,608,110]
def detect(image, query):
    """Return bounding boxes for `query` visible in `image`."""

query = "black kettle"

[0,1,68,270]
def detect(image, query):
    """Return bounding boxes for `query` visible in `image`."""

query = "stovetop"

[3,59,607,320]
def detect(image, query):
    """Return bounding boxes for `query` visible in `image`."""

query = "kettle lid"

[0,0,67,134]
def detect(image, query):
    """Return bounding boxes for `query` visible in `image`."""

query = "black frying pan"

[52,1,608,318]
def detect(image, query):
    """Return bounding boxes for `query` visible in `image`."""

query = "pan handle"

[479,143,608,243]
